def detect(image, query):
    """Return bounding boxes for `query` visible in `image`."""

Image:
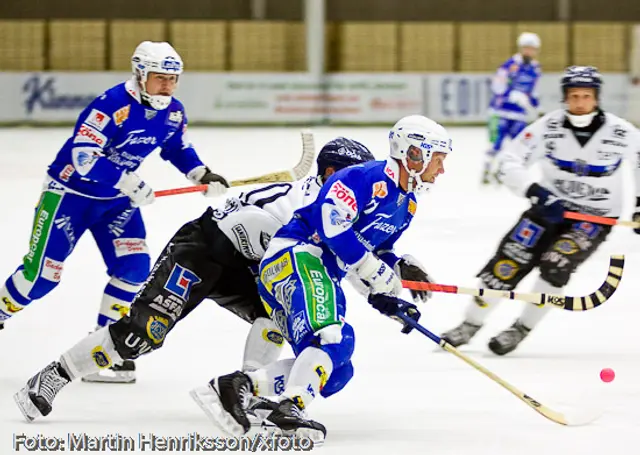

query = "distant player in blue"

[484,32,542,184]
[200,116,450,443]
[0,41,229,382]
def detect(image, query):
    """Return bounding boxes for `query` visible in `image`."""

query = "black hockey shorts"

[109,208,267,359]
[477,207,612,291]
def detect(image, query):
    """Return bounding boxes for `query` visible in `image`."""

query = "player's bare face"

[146,73,178,96]
[421,152,447,183]
[566,87,597,115]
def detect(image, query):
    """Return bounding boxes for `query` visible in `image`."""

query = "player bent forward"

[442,66,640,355]
[14,138,377,423]
[191,115,448,444]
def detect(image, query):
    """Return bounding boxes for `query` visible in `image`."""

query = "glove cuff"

[186,165,208,184]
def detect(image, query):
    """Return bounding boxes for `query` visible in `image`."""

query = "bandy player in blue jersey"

[484,32,542,184]
[0,41,229,382]
[194,116,450,444]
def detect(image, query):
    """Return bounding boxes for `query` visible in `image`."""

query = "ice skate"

[265,399,326,445]
[488,320,531,355]
[190,371,254,436]
[82,359,136,384]
[441,320,482,347]
[14,361,71,422]
[0,321,4,331]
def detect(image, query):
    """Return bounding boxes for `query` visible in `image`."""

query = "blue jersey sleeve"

[374,229,404,268]
[159,110,205,175]
[312,167,372,267]
[67,95,126,187]
[491,58,514,96]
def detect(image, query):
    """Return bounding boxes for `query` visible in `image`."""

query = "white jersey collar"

[125,78,142,104]
[383,158,401,187]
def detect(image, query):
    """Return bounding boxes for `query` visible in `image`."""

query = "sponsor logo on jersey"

[114,129,157,148]
[573,222,600,239]
[59,164,75,182]
[113,238,148,257]
[260,231,272,251]
[372,181,388,198]
[384,164,396,181]
[261,252,294,291]
[503,241,534,264]
[91,346,112,368]
[41,257,63,282]
[231,224,259,260]
[167,110,183,126]
[493,259,519,280]
[85,109,110,131]
[510,218,544,248]
[601,139,626,148]
[113,105,130,126]
[74,124,107,146]
[408,199,417,216]
[597,150,622,160]
[554,238,579,255]
[327,180,357,215]
[553,179,610,201]
[543,133,564,139]
[146,315,169,344]
[150,294,184,321]
[613,126,627,139]
[144,109,157,120]
[163,263,202,300]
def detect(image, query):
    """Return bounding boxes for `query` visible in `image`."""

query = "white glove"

[115,171,155,207]
[507,90,532,110]
[187,166,229,198]
[352,252,402,296]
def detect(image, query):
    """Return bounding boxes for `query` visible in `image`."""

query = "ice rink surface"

[0,126,639,454]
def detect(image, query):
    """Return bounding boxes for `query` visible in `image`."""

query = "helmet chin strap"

[402,157,429,194]
[138,77,172,111]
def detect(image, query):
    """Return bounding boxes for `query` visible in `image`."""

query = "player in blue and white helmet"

[561,65,603,128]
[131,41,184,110]
[388,115,452,193]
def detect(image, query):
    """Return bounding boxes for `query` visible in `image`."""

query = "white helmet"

[517,32,541,49]
[388,115,452,193]
[131,41,183,110]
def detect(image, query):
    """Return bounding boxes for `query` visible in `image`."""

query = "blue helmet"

[561,66,602,99]
[316,137,375,176]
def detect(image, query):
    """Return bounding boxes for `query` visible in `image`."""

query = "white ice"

[0,126,639,454]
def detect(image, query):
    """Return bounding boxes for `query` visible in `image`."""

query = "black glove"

[526,183,565,224]
[394,255,433,303]
[368,294,421,334]
[200,167,230,188]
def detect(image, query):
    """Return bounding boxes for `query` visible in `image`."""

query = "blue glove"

[368,294,421,334]
[526,183,565,224]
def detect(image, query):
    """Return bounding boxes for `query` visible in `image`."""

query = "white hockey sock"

[464,279,502,326]
[60,327,124,380]
[518,277,558,330]
[242,317,284,372]
[280,347,333,410]
[97,277,141,328]
[245,358,296,397]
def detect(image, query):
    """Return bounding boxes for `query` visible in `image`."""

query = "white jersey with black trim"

[212,176,321,261]
[497,109,640,217]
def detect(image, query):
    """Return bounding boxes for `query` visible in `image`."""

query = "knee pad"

[108,306,171,359]
[317,322,355,369]
[321,361,354,398]
[109,253,151,286]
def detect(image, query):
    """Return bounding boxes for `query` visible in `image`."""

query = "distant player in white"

[442,66,640,355]
[14,138,376,423]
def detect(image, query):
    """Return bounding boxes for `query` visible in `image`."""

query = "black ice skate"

[441,320,482,347]
[488,320,531,356]
[0,321,4,331]
[14,361,71,422]
[82,359,136,384]
[190,371,255,436]
[265,399,327,444]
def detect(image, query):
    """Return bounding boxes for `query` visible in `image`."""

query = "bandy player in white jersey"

[14,138,378,422]
[442,66,640,355]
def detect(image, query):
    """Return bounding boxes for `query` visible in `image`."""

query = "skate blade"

[13,389,41,423]
[189,386,246,437]
[82,371,136,384]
